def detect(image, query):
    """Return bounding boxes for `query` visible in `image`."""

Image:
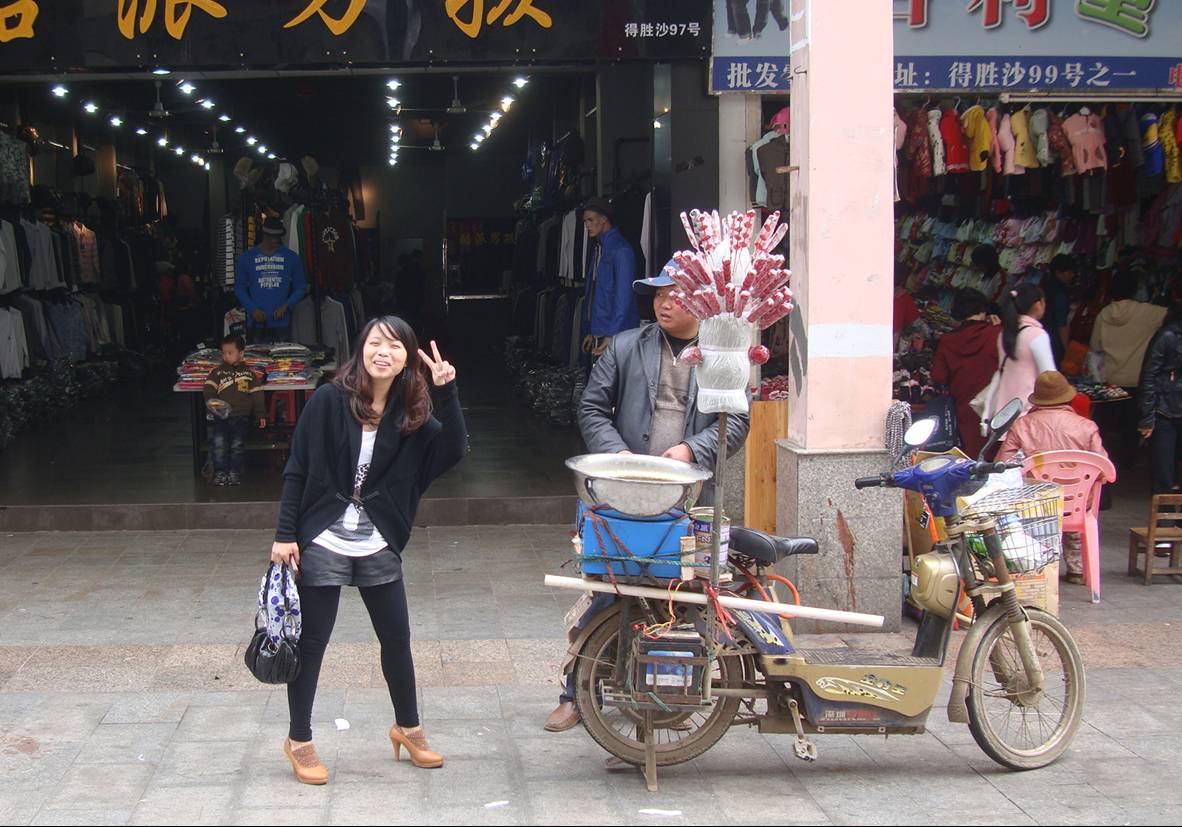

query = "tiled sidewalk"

[1,524,1181,825]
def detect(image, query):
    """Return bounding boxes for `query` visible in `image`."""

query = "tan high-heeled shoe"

[389,725,444,768]
[284,737,329,785]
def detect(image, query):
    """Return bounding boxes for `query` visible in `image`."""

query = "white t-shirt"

[313,430,389,557]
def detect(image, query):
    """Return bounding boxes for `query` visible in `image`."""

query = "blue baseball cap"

[633,259,678,294]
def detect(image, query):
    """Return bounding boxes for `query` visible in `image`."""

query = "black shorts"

[297,544,403,588]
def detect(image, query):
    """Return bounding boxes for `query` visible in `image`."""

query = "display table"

[173,375,321,475]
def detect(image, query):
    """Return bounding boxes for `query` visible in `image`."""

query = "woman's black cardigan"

[275,380,466,552]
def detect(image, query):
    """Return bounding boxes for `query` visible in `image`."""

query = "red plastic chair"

[1022,450,1117,604]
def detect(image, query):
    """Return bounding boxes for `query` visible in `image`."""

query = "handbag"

[244,562,301,684]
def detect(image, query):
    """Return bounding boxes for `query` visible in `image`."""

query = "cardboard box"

[1013,561,1060,616]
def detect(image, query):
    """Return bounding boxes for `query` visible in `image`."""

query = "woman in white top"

[989,282,1056,419]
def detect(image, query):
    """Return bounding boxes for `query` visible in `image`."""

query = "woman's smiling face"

[364,322,407,381]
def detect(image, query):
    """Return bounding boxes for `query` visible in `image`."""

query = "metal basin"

[565,454,713,517]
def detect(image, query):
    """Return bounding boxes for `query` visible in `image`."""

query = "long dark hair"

[334,316,432,434]
[999,283,1044,360]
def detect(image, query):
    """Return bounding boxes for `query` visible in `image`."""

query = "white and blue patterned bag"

[244,563,302,684]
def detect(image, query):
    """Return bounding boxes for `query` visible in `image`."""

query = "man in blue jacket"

[581,197,639,358]
[236,217,307,344]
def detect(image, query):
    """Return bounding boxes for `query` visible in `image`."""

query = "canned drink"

[690,507,730,572]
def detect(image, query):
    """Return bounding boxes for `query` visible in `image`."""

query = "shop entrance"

[0,68,643,516]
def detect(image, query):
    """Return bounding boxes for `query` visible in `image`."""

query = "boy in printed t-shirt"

[203,334,267,487]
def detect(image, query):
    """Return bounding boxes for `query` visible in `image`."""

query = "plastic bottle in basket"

[997,511,1038,573]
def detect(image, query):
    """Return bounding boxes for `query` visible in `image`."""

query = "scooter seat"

[729,527,819,566]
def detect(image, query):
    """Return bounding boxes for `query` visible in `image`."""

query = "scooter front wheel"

[966,607,1086,770]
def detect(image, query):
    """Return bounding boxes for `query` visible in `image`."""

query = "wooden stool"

[1128,494,1182,585]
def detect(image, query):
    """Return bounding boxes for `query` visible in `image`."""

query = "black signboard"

[0,1,711,72]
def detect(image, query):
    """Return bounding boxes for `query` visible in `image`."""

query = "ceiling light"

[157,136,169,147]
[51,85,67,98]
[246,136,257,145]
[386,97,400,109]
[152,67,171,76]
[653,120,662,128]
[218,114,231,122]
[390,124,401,133]
[135,127,148,136]
[109,116,123,127]
[474,134,485,143]
[199,99,215,110]
[391,133,400,143]
[174,146,184,155]
[387,79,401,91]
[234,126,245,134]
[204,162,211,171]
[191,154,201,163]
[513,77,528,88]
[483,124,493,135]
[267,153,276,160]
[178,81,195,95]
[257,145,267,154]
[83,101,98,114]
[470,143,479,150]
[501,96,514,112]
[490,112,502,124]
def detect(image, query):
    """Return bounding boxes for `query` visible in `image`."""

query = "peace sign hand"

[418,340,457,387]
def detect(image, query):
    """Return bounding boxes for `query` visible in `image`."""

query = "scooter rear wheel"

[573,618,748,767]
[966,607,1086,770]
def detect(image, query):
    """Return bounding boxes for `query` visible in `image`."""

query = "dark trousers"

[559,593,617,704]
[287,579,419,741]
[250,324,291,345]
[210,416,248,475]
[726,0,752,37]
[1151,414,1182,495]
[753,0,788,34]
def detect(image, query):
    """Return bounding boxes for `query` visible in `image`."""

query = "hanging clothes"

[960,105,994,173]
[940,108,970,173]
[1160,108,1181,184]
[927,110,947,176]
[755,135,791,213]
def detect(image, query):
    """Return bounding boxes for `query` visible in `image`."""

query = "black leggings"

[287,578,419,741]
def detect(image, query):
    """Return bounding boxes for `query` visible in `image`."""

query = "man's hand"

[617,449,633,455]
[582,334,596,354]
[662,443,694,463]
[251,308,266,323]
[273,304,289,320]
[1140,426,1154,441]
[592,336,611,357]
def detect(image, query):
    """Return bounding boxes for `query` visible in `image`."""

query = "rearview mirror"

[989,398,1024,435]
[904,417,939,448]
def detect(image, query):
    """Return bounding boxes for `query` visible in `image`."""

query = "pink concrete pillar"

[776,0,901,632]
[787,0,895,451]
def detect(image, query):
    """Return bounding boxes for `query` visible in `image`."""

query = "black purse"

[244,563,301,684]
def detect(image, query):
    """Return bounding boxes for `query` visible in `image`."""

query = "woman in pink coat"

[987,283,1056,421]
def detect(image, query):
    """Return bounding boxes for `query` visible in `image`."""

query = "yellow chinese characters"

[116,0,228,41]
[445,0,552,39]
[284,0,366,37]
[0,0,38,43]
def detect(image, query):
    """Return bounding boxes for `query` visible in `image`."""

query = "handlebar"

[854,475,890,489]
[970,460,1022,478]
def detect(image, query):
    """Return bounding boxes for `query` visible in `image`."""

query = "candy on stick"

[752,211,782,253]
[720,257,734,313]
[758,302,795,330]
[679,212,700,250]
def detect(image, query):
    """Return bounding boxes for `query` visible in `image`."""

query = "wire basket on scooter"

[960,482,1064,574]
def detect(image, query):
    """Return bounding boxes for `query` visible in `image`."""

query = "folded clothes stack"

[176,348,222,389]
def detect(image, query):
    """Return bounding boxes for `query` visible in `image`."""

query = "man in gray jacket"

[544,265,751,733]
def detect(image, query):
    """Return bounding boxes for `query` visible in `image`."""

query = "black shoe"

[228,472,241,486]
[212,472,229,487]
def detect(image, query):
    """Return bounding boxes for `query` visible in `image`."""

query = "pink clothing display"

[1062,112,1109,173]
[997,113,1024,176]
